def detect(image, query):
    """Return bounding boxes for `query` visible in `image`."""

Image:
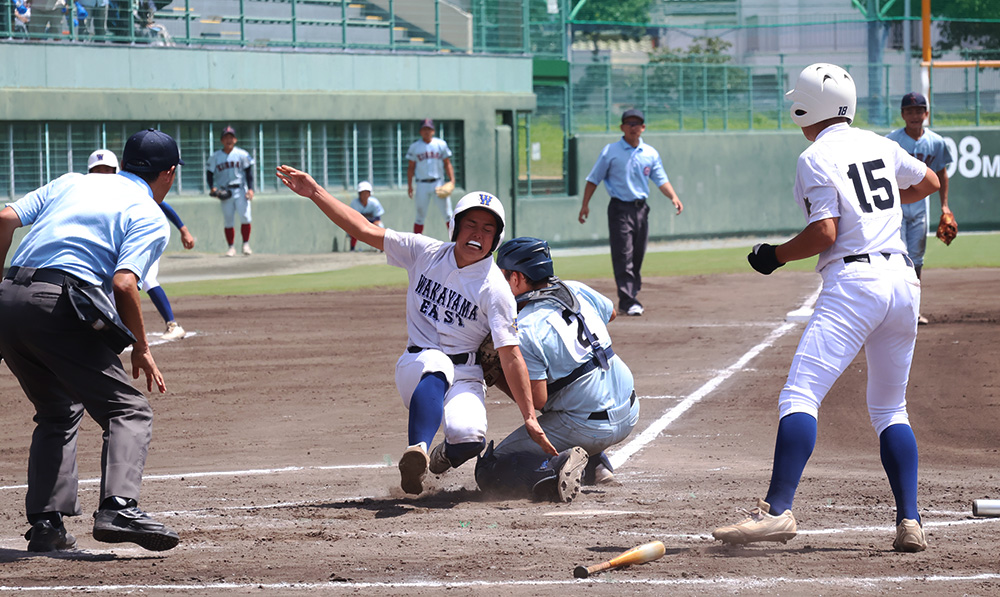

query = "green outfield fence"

[0,120,463,200]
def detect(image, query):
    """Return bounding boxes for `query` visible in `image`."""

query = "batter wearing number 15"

[713,64,940,552]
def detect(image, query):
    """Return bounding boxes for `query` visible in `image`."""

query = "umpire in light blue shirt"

[0,129,183,553]
[579,109,684,316]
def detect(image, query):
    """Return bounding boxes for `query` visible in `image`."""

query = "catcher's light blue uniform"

[482,281,638,491]
[885,127,953,268]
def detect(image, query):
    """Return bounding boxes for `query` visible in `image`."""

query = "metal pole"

[903,0,912,92]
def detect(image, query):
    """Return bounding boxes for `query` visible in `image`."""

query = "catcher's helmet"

[786,63,856,127]
[450,191,506,252]
[496,237,554,283]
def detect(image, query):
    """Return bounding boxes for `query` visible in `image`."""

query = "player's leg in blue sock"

[444,439,486,468]
[146,286,174,324]
[879,423,920,524]
[407,372,448,448]
[763,412,817,514]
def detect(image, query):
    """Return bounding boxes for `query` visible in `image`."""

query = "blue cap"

[121,129,184,174]
[221,125,237,138]
[420,119,435,130]
[901,92,928,109]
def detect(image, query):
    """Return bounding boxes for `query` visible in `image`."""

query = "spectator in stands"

[79,0,108,39]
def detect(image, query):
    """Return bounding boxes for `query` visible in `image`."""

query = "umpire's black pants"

[0,273,152,520]
[608,198,650,310]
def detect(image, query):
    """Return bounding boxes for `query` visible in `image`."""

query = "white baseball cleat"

[626,304,644,316]
[398,443,429,495]
[225,246,237,257]
[161,321,186,341]
[893,519,927,552]
[242,242,252,256]
[713,498,798,544]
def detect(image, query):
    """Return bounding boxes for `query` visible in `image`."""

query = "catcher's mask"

[450,191,506,252]
[496,237,554,284]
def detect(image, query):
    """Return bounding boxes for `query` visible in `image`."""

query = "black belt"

[611,197,646,204]
[416,178,440,183]
[588,390,637,421]
[844,253,913,267]
[4,266,84,287]
[407,345,481,366]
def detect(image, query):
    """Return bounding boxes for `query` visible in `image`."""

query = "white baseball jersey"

[406,137,452,181]
[794,123,927,272]
[350,196,385,223]
[383,229,518,354]
[206,147,254,190]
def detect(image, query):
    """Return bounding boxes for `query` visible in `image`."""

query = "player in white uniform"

[711,64,941,552]
[88,150,194,341]
[406,119,456,237]
[206,126,255,257]
[276,164,565,496]
[474,237,639,502]
[348,181,385,251]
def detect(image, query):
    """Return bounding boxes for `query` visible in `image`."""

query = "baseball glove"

[210,188,232,200]
[936,212,957,246]
[435,181,455,199]
[477,334,503,387]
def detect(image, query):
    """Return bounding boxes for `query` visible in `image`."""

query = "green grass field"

[167,233,1000,297]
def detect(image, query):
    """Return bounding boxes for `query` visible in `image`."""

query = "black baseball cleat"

[25,520,77,552]
[531,446,589,503]
[93,506,180,552]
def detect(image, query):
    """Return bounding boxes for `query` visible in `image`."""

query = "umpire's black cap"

[121,129,185,174]
[621,108,645,124]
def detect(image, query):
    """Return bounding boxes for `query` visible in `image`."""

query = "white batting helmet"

[449,191,506,252]
[786,63,856,127]
[87,149,119,172]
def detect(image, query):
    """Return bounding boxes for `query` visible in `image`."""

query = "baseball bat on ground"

[973,499,1000,517]
[573,541,666,579]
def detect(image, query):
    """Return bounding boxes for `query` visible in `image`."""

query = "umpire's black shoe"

[25,520,78,552]
[93,506,180,552]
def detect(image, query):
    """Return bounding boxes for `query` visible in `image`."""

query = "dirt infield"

[0,267,997,595]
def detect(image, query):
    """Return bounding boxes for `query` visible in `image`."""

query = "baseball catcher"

[474,237,639,503]
[936,212,957,245]
[435,180,455,199]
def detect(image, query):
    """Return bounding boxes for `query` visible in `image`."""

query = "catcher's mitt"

[477,334,503,387]
[435,181,455,199]
[936,212,957,246]
[210,188,232,200]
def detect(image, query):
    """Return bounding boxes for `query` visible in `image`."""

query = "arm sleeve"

[244,166,254,191]
[648,153,669,187]
[159,201,184,230]
[585,146,611,185]
[206,171,214,188]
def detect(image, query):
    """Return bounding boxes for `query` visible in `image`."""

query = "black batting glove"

[747,243,785,275]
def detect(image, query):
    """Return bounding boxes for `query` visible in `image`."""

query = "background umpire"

[578,109,684,317]
[0,129,183,553]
